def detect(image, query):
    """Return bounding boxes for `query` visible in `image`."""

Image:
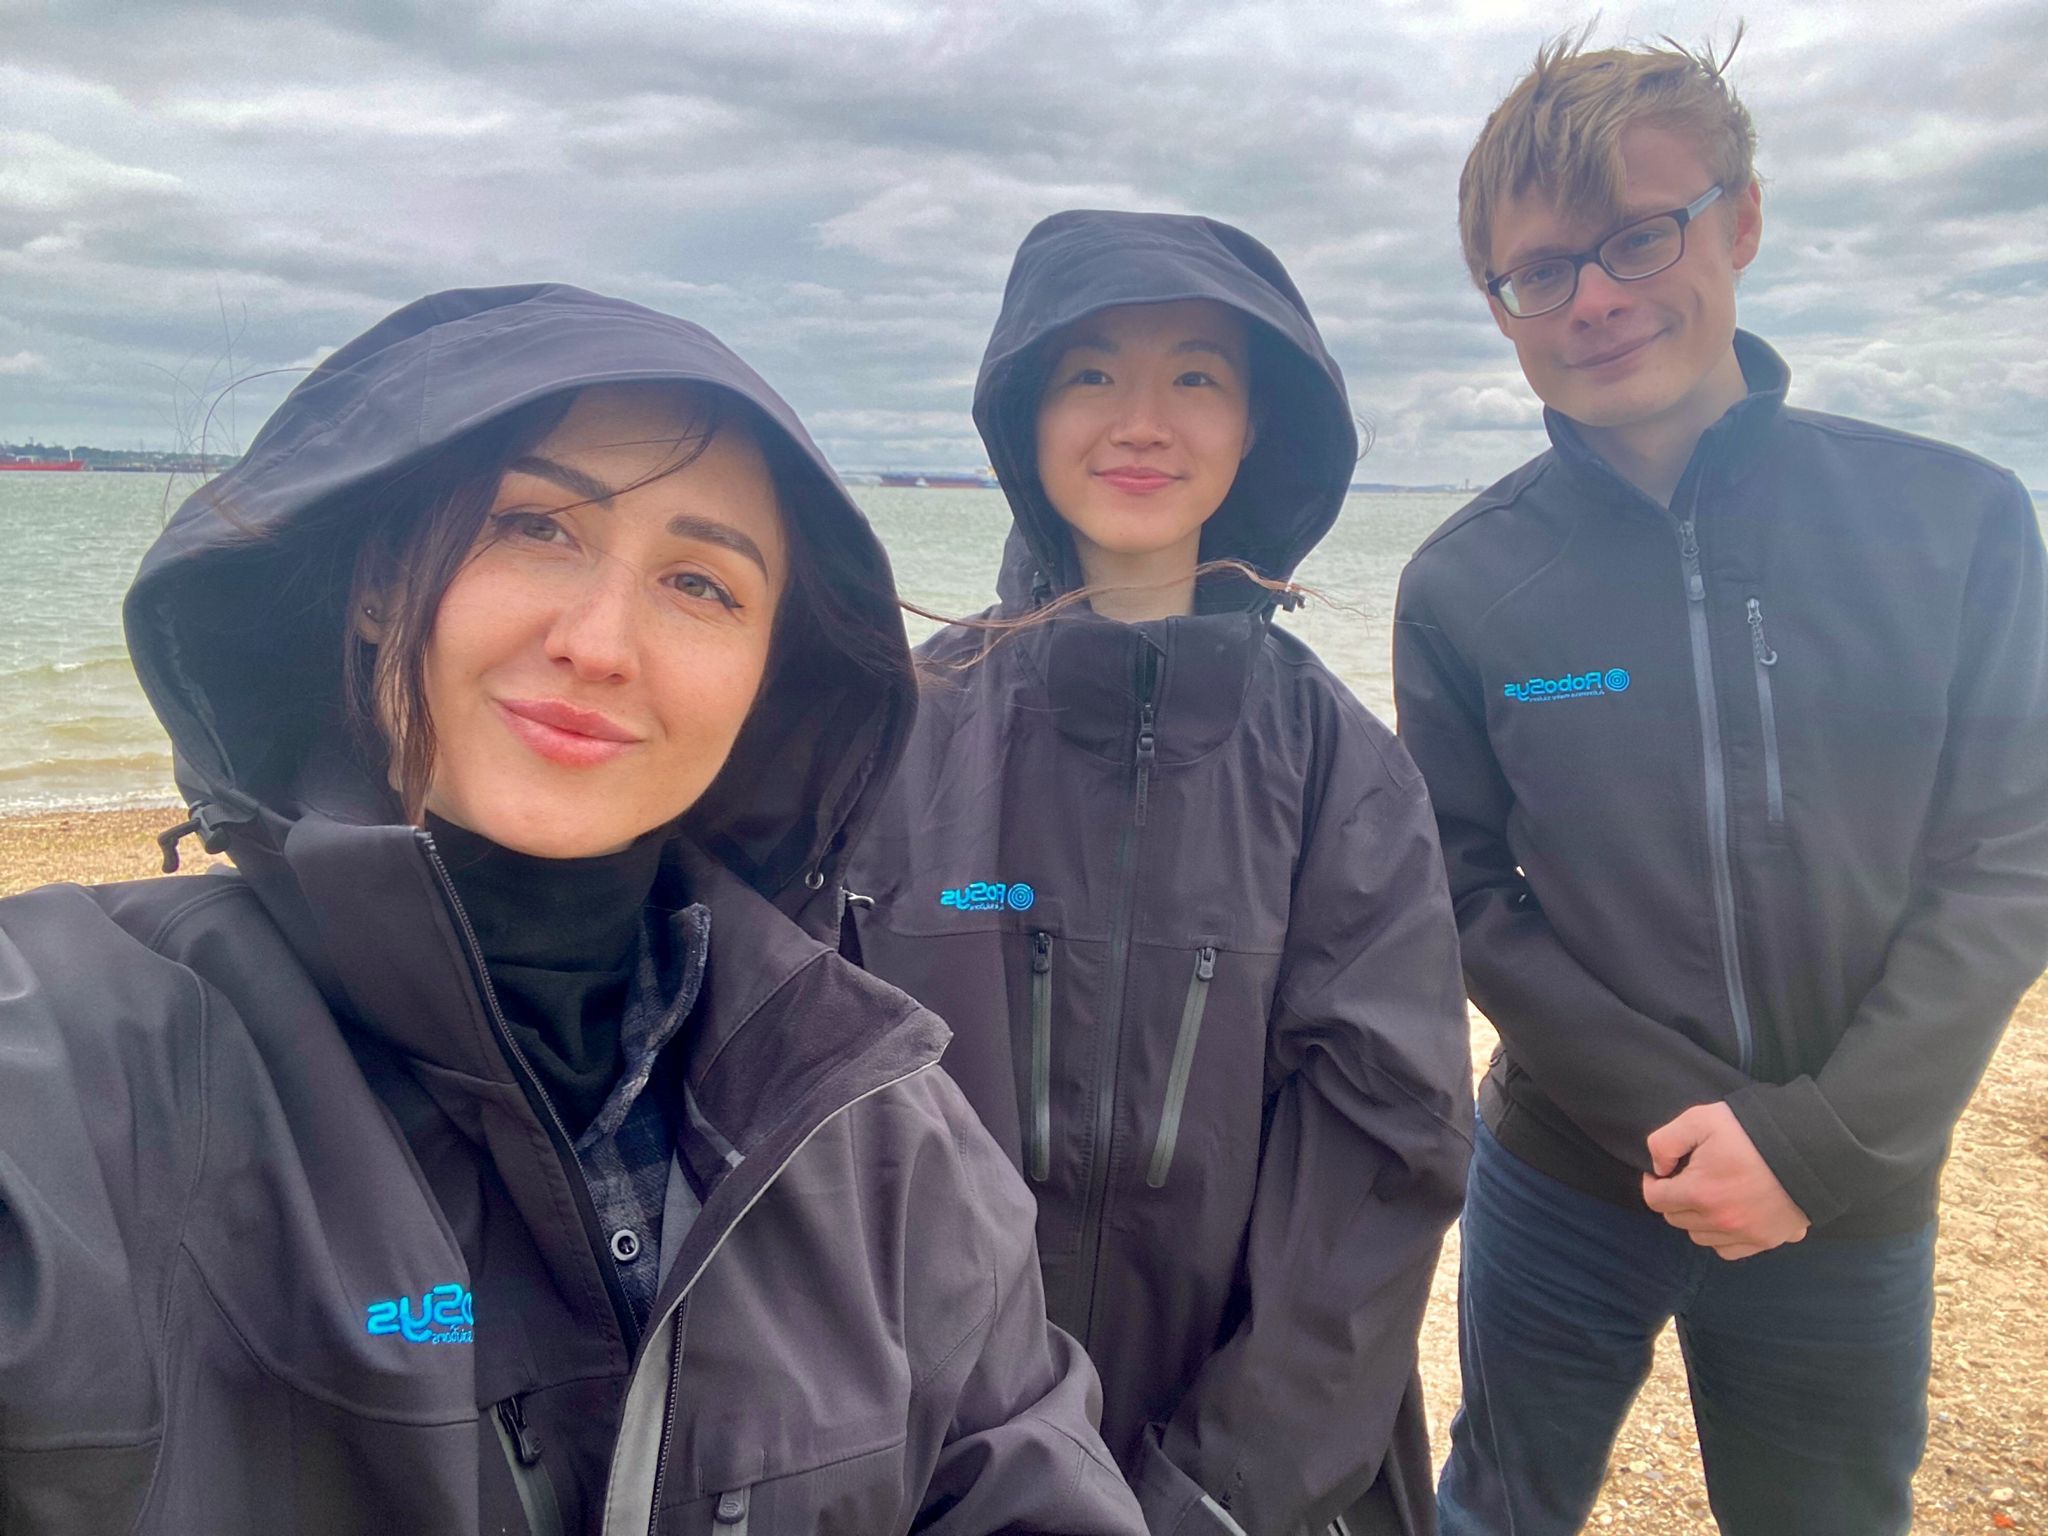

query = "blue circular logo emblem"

[1604,668,1631,692]
[1008,883,1036,912]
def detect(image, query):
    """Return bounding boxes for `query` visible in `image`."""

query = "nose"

[1107,380,1172,449]
[544,562,640,683]
[1568,260,1632,324]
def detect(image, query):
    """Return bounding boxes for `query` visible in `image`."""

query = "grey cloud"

[2,0,2044,489]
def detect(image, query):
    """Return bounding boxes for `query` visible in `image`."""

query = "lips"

[496,698,641,767]
[1570,331,1661,370]
[1095,466,1180,494]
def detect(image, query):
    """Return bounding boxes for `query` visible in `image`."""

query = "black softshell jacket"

[0,286,1147,1535]
[1395,333,2048,1235]
[845,213,1474,1536]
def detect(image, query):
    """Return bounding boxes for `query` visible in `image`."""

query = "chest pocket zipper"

[1028,932,1054,1183]
[1147,947,1217,1189]
[711,1486,750,1533]
[1747,597,1785,825]
[493,1395,564,1536]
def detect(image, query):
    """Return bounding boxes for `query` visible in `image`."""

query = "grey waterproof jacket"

[845,213,1474,1536]
[0,286,1146,1536]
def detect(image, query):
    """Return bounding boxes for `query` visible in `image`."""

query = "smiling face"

[1034,299,1254,587]
[413,386,787,858]
[1488,121,1761,444]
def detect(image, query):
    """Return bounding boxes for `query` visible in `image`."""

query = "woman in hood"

[845,213,1474,1536]
[0,284,1146,1536]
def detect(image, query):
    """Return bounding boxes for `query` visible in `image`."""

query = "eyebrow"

[505,454,617,504]
[1504,205,1672,268]
[503,454,770,577]
[664,513,770,577]
[1057,335,1243,365]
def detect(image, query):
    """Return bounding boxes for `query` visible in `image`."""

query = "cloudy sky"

[4,0,2045,488]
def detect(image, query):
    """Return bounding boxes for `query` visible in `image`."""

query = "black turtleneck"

[426,814,667,1138]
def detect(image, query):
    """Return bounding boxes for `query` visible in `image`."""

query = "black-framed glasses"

[1486,185,1726,319]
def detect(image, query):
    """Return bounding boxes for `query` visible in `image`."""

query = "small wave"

[0,750,173,785]
[0,784,187,817]
[0,655,137,685]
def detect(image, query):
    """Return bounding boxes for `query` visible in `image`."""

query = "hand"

[1642,1102,1810,1261]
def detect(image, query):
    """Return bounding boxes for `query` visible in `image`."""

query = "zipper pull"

[1032,931,1052,973]
[1134,698,1157,826]
[496,1396,543,1466]
[1195,945,1215,980]
[1678,520,1706,602]
[1746,597,1778,665]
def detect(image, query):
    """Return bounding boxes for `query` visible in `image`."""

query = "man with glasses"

[1394,33,2048,1536]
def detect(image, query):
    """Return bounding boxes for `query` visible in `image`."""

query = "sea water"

[0,473,1464,813]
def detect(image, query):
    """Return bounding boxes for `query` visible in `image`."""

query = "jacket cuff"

[1724,1077,1854,1228]
[1132,1426,1248,1536]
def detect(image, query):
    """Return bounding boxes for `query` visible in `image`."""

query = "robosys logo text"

[1502,667,1632,704]
[940,881,1037,913]
[366,1282,474,1345]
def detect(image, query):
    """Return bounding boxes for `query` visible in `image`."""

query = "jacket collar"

[1008,601,1263,766]
[262,748,947,1168]
[1545,329,1790,505]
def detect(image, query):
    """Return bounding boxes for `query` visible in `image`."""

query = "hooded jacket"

[0,285,1146,1536]
[844,213,1474,1536]
[1394,333,2048,1235]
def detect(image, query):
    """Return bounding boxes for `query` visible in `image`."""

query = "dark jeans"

[1438,1120,1935,1536]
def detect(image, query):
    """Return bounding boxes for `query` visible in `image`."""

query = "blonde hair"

[1458,26,1757,286]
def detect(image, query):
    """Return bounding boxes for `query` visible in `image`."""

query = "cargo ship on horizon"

[0,457,88,472]
[878,467,999,489]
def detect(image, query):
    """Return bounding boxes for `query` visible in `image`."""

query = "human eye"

[488,509,571,547]
[1518,259,1570,289]
[667,569,742,611]
[1175,369,1220,388]
[1063,365,1112,387]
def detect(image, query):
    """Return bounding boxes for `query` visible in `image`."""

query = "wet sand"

[3,806,2042,1531]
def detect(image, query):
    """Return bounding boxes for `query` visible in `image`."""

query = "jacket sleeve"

[1393,571,1754,1167]
[917,1089,1149,1536]
[0,889,199,1529]
[1138,723,1473,1536]
[1727,477,2048,1226]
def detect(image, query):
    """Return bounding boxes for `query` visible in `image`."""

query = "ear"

[1729,179,1763,273]
[1240,409,1259,460]
[353,593,390,645]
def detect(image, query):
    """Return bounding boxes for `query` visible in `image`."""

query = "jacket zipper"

[493,1394,565,1536]
[420,833,643,1351]
[1072,643,1159,1340]
[1145,945,1215,1189]
[604,1063,940,1536]
[1747,597,1784,825]
[1675,517,1757,1073]
[1028,931,1053,1183]
[711,1486,751,1532]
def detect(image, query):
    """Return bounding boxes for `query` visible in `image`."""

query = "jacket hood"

[974,209,1357,602]
[124,283,914,920]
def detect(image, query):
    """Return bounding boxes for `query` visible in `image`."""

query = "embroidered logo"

[367,1283,474,1344]
[940,881,1037,913]
[1502,667,1632,703]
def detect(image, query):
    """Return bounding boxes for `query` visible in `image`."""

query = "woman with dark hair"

[0,284,1145,1536]
[845,213,1474,1536]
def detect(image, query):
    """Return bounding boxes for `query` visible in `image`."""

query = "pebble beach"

[4,803,2041,1533]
